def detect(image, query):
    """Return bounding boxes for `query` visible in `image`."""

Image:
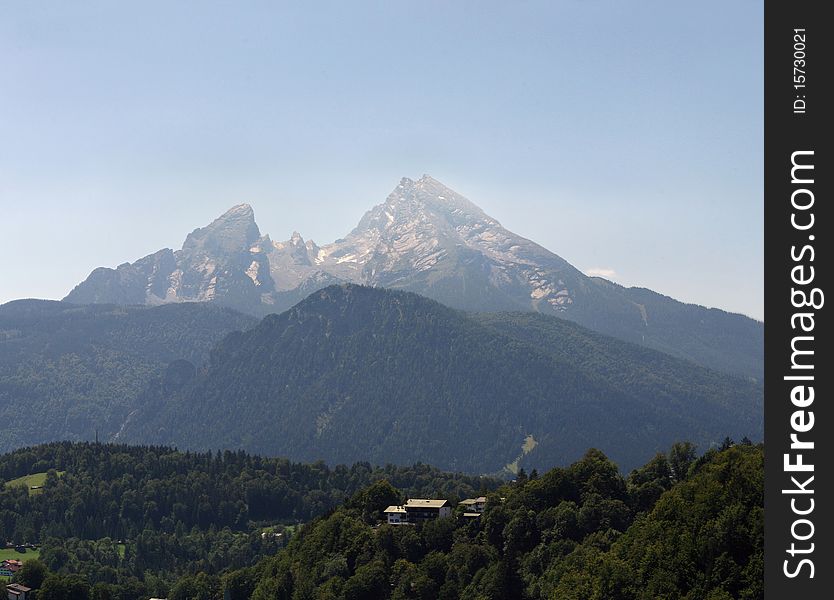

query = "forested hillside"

[7,441,763,600]
[125,285,762,473]
[0,301,256,451]
[200,442,764,600]
[1,442,499,595]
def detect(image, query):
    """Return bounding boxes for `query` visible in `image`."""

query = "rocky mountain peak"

[387,175,491,224]
[289,231,304,245]
[182,204,261,256]
[350,175,488,237]
[62,176,763,381]
[223,203,254,216]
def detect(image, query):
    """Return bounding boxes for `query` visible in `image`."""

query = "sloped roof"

[459,496,487,505]
[404,498,448,509]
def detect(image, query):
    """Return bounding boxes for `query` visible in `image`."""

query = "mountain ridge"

[64,175,762,380]
[121,284,762,474]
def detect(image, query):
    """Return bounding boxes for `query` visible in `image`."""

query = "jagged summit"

[182,203,261,256]
[221,202,254,216]
[385,174,490,219]
[64,175,763,379]
[66,200,270,311]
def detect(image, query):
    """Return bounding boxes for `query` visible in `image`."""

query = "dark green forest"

[0,290,764,599]
[125,285,762,473]
[6,441,763,600]
[1,442,498,597]
[0,300,256,451]
[0,288,762,474]
[207,442,762,600]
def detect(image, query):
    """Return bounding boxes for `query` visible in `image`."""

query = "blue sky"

[0,1,763,319]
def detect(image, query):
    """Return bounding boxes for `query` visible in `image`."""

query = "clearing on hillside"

[4,471,65,495]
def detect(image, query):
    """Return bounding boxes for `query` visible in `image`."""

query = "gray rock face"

[65,175,763,379]
[66,204,276,313]
[315,175,581,312]
[66,248,177,306]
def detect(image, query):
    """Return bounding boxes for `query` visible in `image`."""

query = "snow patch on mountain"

[246,261,261,286]
[65,175,582,316]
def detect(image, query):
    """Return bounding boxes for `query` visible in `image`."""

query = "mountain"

[65,175,762,381]
[64,204,277,315]
[121,285,762,474]
[0,300,257,452]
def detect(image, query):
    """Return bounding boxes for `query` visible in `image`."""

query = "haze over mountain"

[65,176,763,380]
[121,285,762,474]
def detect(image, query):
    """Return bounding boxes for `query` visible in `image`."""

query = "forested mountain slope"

[0,301,256,451]
[123,285,762,473]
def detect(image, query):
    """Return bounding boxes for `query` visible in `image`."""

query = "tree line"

[7,439,762,600]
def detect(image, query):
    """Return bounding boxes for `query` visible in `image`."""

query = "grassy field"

[4,471,65,495]
[0,547,40,562]
[1,547,40,584]
[0,546,41,584]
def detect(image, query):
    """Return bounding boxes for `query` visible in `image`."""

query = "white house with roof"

[384,499,451,524]
[459,496,487,513]
[404,498,451,521]
[383,505,408,525]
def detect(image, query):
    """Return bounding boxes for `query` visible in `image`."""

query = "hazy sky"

[0,1,763,319]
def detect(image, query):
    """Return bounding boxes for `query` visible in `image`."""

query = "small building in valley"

[383,505,408,525]
[6,583,32,600]
[403,499,451,522]
[384,499,452,524]
[0,560,23,578]
[459,496,487,513]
